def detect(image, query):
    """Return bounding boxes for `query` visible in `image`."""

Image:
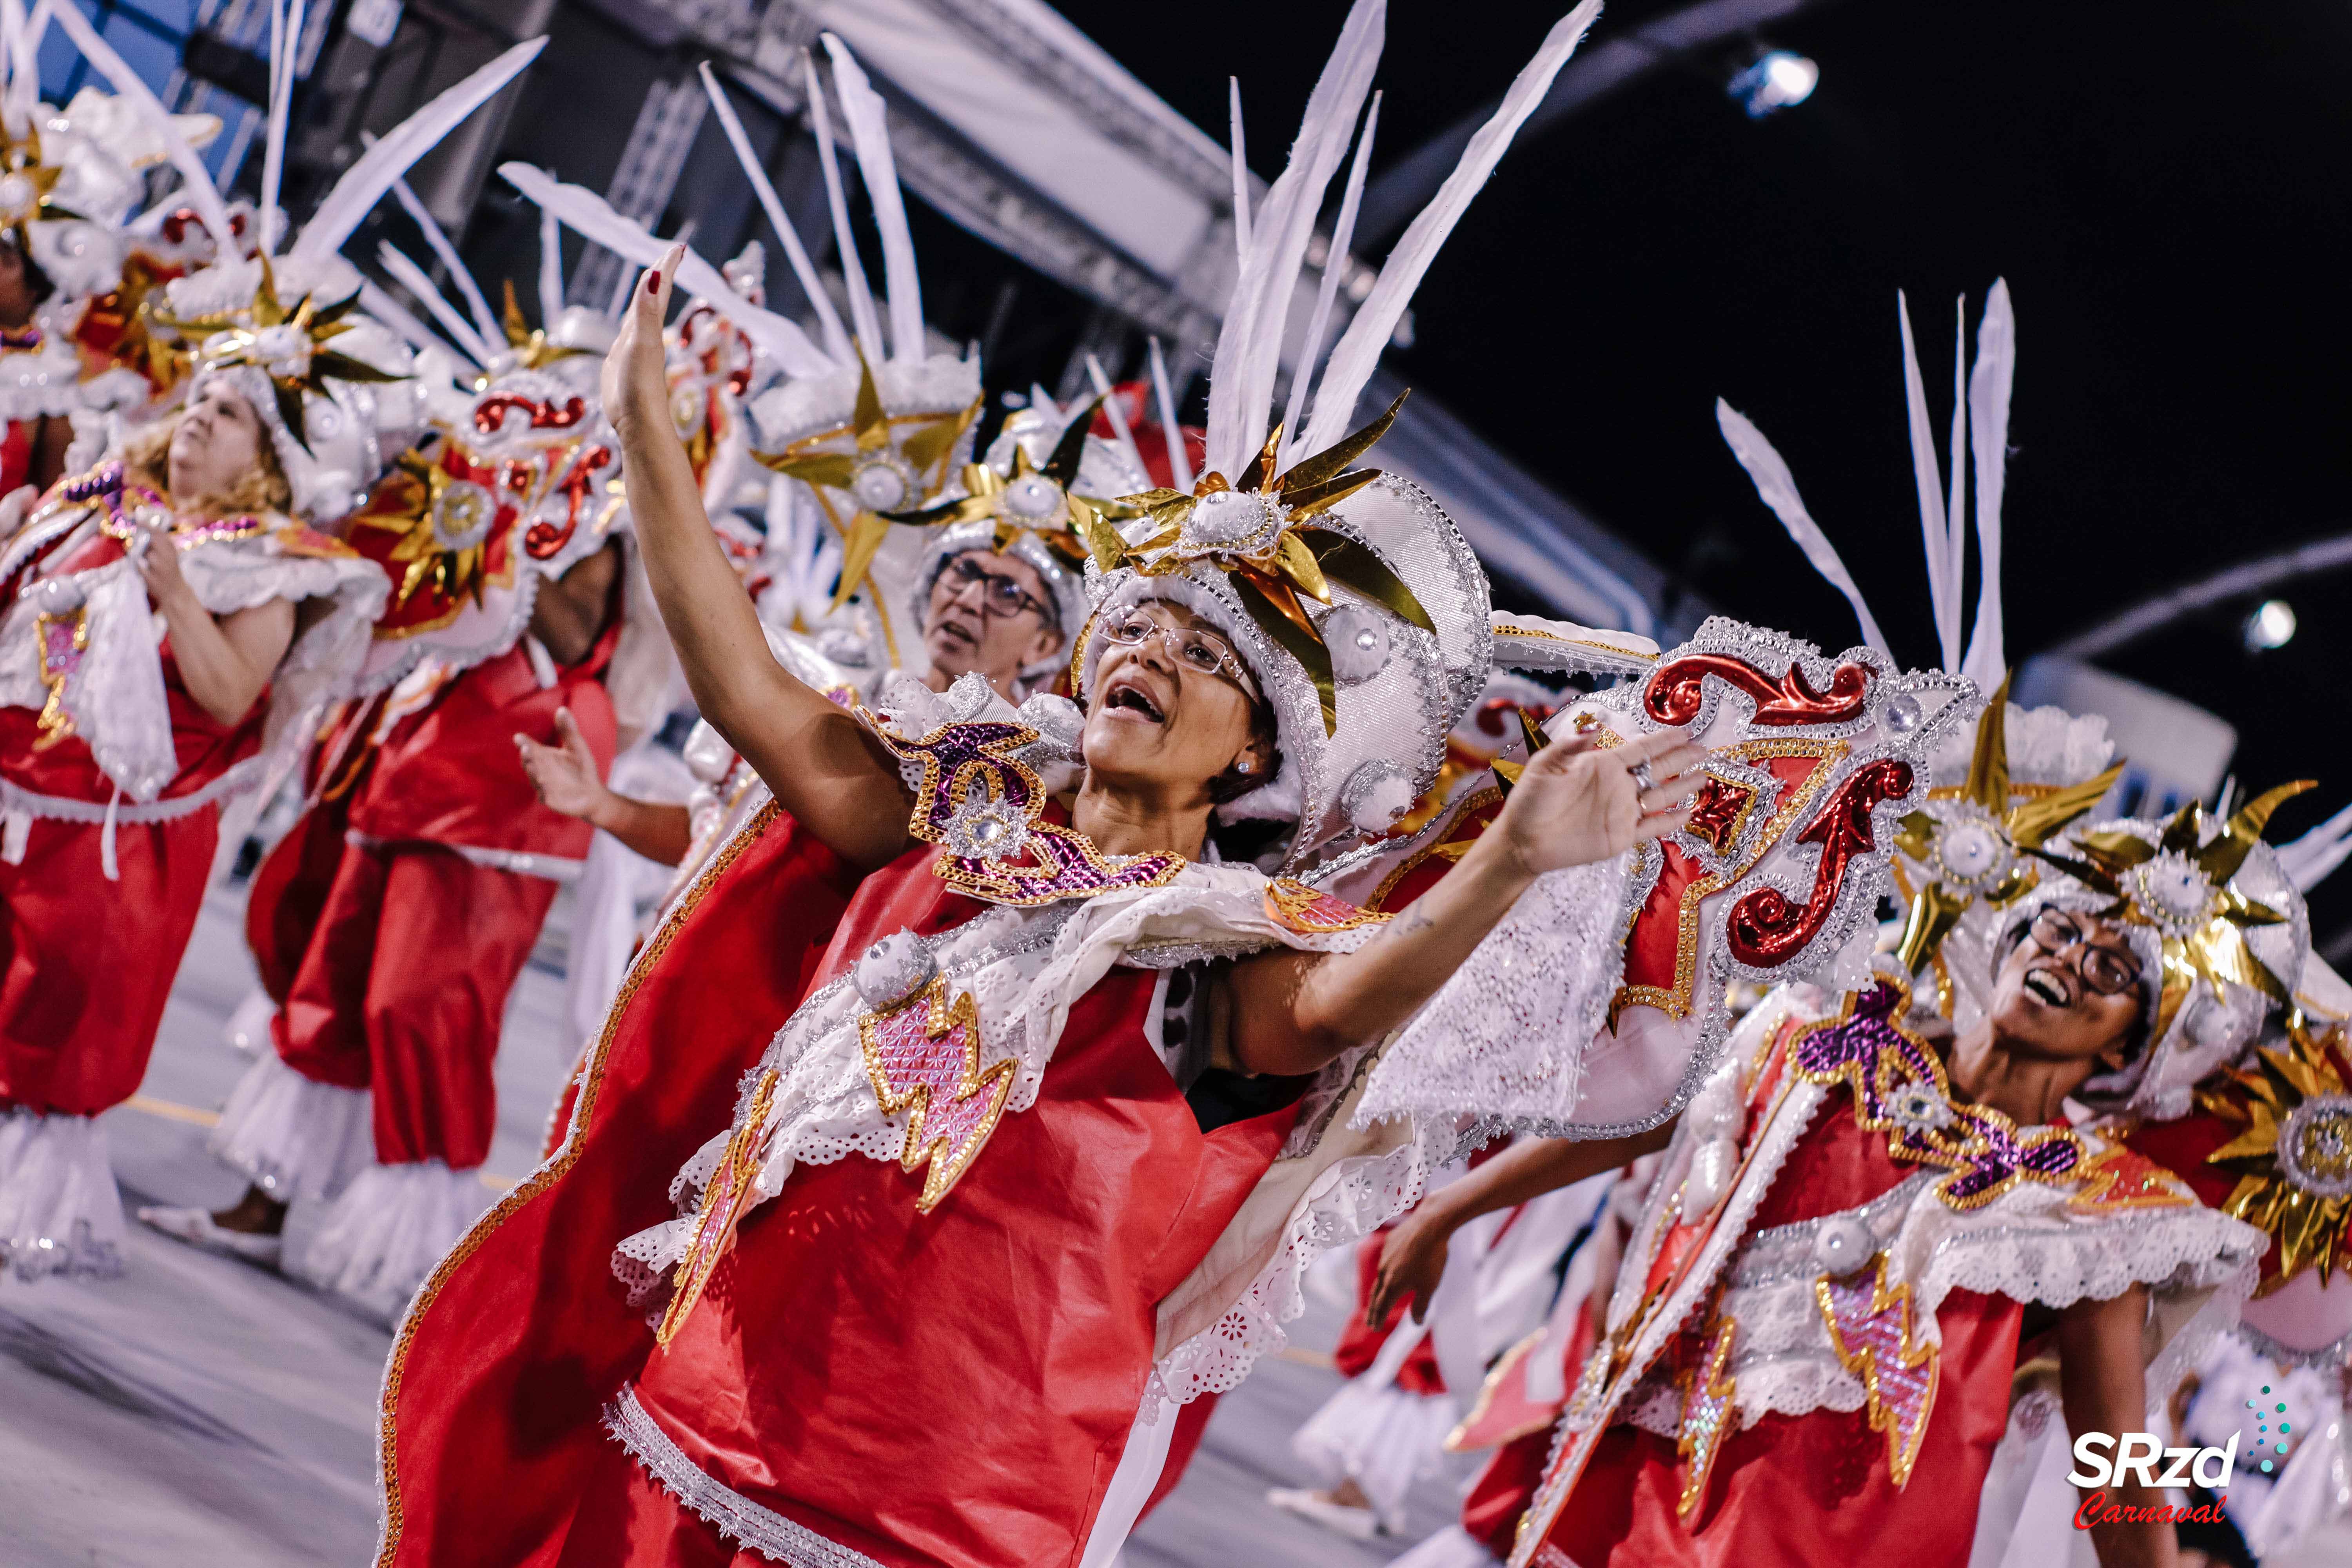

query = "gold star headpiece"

[1892,675,2125,974]
[751,352,980,611]
[152,256,404,450]
[1085,392,1432,736]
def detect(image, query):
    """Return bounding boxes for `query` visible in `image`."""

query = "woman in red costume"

[0,336,395,1280]
[368,12,1743,1564]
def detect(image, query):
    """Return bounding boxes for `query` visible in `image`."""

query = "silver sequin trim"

[604,1385,887,1568]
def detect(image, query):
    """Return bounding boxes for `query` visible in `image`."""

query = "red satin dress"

[0,528,263,1118]
[249,624,619,1171]
[1533,1075,2021,1568]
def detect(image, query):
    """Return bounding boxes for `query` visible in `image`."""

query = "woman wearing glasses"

[1494,794,2321,1568]
[369,13,1759,1559]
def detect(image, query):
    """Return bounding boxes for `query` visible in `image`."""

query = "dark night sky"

[1056,0,2352,951]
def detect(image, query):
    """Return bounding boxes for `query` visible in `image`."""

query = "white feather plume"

[697,61,849,365]
[1228,76,1251,263]
[1301,0,1601,454]
[1896,290,1960,672]
[359,276,470,367]
[1945,298,1968,659]
[290,37,546,263]
[258,0,298,253]
[1717,398,1893,661]
[1203,0,1383,479]
[537,192,564,328]
[46,0,234,250]
[1148,336,1192,492]
[822,36,924,365]
[384,171,499,347]
[497,163,830,378]
[1278,91,1378,472]
[2278,799,2352,895]
[803,50,886,367]
[1962,278,2014,691]
[376,242,494,367]
[1084,354,1147,478]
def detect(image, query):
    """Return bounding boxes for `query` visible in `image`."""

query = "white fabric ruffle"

[0,1108,126,1281]
[1291,1325,1460,1533]
[208,1051,373,1204]
[288,1160,486,1324]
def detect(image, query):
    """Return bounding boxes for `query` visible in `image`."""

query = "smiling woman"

[0,331,397,1285]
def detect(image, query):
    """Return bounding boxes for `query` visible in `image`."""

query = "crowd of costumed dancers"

[0,2,2345,1566]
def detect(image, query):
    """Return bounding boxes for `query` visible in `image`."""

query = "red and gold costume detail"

[1508,980,2261,1568]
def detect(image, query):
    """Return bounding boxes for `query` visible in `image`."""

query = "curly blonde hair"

[124,402,294,518]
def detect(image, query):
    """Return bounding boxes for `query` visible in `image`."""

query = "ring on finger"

[1630,760,1658,793]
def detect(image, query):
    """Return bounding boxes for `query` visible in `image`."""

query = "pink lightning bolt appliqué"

[1815,1254,1939,1487]
[858,976,1017,1211]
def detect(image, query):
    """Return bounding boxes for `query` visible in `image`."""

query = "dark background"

[1072,0,2352,952]
[365,0,2352,953]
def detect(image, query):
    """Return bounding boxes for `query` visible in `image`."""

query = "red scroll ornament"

[523,443,615,561]
[473,392,586,437]
[1645,652,1871,728]
[1727,758,1914,966]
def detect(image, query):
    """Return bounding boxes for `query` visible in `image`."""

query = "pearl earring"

[1237,760,1252,774]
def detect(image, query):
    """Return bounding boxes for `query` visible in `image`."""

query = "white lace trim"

[1356,857,1632,1135]
[0,1108,125,1281]
[208,1050,373,1203]
[613,862,1385,1318]
[0,753,261,824]
[604,1384,887,1568]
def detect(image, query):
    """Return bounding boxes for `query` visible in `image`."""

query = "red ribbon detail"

[1727,758,1913,965]
[1644,652,1871,727]
[524,443,613,561]
[474,392,586,437]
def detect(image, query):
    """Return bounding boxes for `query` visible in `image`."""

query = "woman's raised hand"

[601,243,683,446]
[1492,725,1708,877]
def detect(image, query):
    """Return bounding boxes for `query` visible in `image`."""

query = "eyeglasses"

[936,554,1049,622]
[1100,610,1259,699]
[2025,908,2144,998]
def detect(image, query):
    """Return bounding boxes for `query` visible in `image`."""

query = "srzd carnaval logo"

[2066,1432,2238,1530]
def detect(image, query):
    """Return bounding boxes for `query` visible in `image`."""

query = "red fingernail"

[645,271,659,296]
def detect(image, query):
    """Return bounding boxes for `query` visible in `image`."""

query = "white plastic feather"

[1147,336,1192,493]
[1896,291,1958,672]
[768,474,842,627]
[46,0,234,250]
[2278,799,2352,895]
[19,0,44,66]
[1301,0,1600,454]
[1962,278,2014,691]
[1203,0,1383,479]
[1717,398,1893,661]
[1945,298,1968,664]
[359,276,471,367]
[537,193,564,327]
[697,62,849,365]
[258,0,305,254]
[1278,91,1378,471]
[1026,383,1060,422]
[804,51,886,367]
[1,0,30,133]
[1084,355,1147,479]
[822,36,924,365]
[290,38,546,263]
[385,171,500,348]
[376,242,493,367]
[497,164,831,379]
[1228,77,1251,263]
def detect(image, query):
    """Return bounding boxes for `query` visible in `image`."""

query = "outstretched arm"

[1227,727,1708,1076]
[515,706,695,866]
[1366,1131,1672,1324]
[602,249,909,870]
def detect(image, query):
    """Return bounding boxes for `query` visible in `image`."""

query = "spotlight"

[1729,50,1818,119]
[2243,599,2297,652]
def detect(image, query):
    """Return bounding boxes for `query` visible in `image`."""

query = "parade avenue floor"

[0,878,1461,1566]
